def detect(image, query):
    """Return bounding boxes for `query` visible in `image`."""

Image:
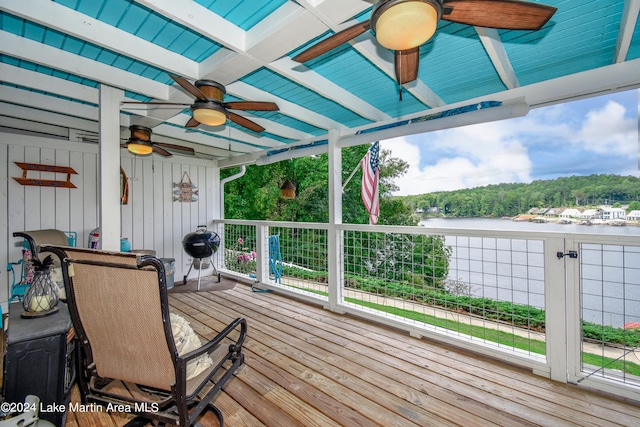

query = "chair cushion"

[170,313,214,380]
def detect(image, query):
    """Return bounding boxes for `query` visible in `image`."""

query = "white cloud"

[383,94,638,196]
[572,101,636,156]
[384,120,532,195]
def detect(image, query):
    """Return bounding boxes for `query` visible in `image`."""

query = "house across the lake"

[602,207,627,220]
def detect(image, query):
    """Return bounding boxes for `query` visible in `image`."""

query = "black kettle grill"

[182,225,221,289]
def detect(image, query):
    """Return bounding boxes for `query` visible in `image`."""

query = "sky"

[383,89,639,196]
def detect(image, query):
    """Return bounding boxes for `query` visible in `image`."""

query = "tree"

[221,146,443,282]
[627,201,640,212]
[222,144,417,226]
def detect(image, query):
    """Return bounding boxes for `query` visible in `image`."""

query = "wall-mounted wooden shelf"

[13,162,78,188]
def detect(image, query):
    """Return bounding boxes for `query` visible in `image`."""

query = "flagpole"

[341,161,361,193]
[341,142,377,192]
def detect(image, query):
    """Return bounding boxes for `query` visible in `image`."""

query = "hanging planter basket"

[280,179,296,199]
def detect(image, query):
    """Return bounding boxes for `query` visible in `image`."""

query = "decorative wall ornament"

[120,166,129,205]
[174,171,198,202]
[13,162,77,188]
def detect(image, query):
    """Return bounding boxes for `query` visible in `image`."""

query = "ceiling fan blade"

[292,20,371,63]
[185,117,200,128]
[229,112,265,133]
[152,146,172,157]
[121,101,191,106]
[169,74,208,99]
[395,48,420,85]
[442,0,556,30]
[155,142,195,153]
[223,101,279,111]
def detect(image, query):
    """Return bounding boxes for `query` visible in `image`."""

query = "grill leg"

[183,259,195,285]
[196,258,203,291]
[210,255,221,282]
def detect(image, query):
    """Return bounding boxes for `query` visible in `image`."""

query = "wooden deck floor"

[64,283,640,427]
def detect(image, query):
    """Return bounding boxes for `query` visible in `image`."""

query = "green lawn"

[298,285,640,377]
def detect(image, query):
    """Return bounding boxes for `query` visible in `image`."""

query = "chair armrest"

[175,317,247,401]
[179,317,247,364]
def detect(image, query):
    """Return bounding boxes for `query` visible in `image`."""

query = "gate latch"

[557,251,578,259]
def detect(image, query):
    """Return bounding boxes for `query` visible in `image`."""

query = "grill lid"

[182,227,220,258]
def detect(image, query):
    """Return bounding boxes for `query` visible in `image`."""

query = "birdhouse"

[280,179,296,199]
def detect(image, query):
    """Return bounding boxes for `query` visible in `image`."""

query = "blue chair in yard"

[269,235,283,283]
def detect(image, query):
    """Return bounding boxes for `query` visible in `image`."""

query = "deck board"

[64,283,640,426]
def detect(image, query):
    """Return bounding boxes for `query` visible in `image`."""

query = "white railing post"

[255,223,269,285]
[543,235,569,382]
[327,129,344,312]
[564,235,582,384]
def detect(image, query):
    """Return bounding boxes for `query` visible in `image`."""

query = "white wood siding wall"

[1,132,219,309]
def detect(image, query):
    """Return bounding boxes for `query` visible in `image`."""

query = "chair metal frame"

[6,230,73,302]
[46,245,247,427]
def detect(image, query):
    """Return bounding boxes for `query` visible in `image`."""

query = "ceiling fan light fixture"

[127,140,153,155]
[372,0,441,51]
[193,105,228,126]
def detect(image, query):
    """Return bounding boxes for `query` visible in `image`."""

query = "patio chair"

[46,245,247,427]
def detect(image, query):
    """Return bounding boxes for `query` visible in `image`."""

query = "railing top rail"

[212,219,329,231]
[214,219,640,243]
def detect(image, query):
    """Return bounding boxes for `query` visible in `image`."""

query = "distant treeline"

[399,174,640,218]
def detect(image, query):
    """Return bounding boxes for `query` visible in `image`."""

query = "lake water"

[417,217,639,328]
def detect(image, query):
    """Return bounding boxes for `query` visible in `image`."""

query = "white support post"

[255,223,269,286]
[541,235,570,382]
[98,84,124,251]
[327,129,344,312]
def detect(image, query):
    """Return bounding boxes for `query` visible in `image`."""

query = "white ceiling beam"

[235,113,315,141]
[615,0,640,63]
[162,113,284,149]
[153,121,265,154]
[0,116,69,138]
[0,85,99,121]
[227,81,346,130]
[270,57,391,122]
[198,49,248,84]
[149,125,250,158]
[515,58,640,109]
[199,51,261,86]
[0,0,198,79]
[476,27,519,89]
[295,0,373,24]
[0,102,100,133]
[332,59,640,141]
[0,31,169,100]
[134,0,245,52]
[0,63,99,104]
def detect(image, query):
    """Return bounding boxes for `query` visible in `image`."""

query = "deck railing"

[212,219,640,401]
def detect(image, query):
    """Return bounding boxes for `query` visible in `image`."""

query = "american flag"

[360,141,380,224]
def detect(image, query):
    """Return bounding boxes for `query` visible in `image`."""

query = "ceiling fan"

[122,75,279,133]
[123,125,195,157]
[293,0,557,86]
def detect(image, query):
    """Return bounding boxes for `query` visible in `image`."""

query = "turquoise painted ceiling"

[0,0,638,161]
